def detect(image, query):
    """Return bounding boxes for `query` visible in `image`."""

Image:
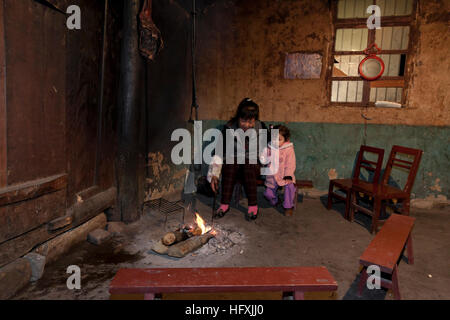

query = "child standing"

[262,125,297,216]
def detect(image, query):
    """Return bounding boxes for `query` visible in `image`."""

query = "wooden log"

[191,227,203,237]
[162,232,175,245]
[35,213,107,264]
[152,240,169,255]
[67,187,116,226]
[167,233,214,258]
[162,230,188,246]
[0,187,115,268]
[161,230,188,246]
[0,258,32,300]
[47,215,73,231]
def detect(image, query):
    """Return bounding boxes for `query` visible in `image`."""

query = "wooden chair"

[349,145,423,234]
[327,145,384,220]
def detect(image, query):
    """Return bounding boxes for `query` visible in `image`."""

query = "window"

[328,0,417,107]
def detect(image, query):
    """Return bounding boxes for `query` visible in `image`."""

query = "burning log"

[189,227,203,237]
[161,230,188,246]
[167,233,215,258]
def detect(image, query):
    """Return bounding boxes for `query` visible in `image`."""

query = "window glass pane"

[332,81,364,102]
[337,0,373,18]
[337,0,413,18]
[333,55,365,77]
[335,28,368,51]
[370,87,403,103]
[396,88,403,103]
[375,26,409,50]
[379,54,404,76]
[378,0,413,16]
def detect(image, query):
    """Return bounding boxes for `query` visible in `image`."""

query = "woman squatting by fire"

[207,98,297,220]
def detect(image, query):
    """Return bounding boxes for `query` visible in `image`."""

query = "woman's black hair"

[230,98,259,123]
[273,124,290,141]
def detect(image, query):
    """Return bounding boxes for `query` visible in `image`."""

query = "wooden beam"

[0,189,66,243]
[371,79,405,88]
[0,0,6,188]
[0,173,67,207]
[117,0,144,222]
[335,16,413,28]
[0,187,116,267]
[67,186,116,226]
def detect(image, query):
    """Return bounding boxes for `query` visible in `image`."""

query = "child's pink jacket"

[262,142,296,188]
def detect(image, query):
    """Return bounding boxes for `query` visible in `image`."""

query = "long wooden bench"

[358,213,415,300]
[109,266,338,300]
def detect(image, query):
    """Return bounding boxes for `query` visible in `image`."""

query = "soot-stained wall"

[191,0,449,202]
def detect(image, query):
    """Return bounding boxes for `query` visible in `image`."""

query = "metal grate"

[144,198,185,227]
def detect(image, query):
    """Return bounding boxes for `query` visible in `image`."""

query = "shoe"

[246,206,258,221]
[284,208,293,216]
[214,207,229,218]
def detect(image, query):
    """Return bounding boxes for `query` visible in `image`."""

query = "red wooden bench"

[358,213,415,300]
[109,266,338,300]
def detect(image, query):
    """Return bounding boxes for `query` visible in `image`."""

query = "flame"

[195,212,212,235]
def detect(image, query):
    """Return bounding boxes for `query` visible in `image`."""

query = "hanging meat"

[139,0,164,60]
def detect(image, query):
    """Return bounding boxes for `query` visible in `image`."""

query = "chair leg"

[407,232,414,265]
[327,182,334,210]
[391,265,401,300]
[371,197,382,234]
[344,190,351,220]
[349,190,356,222]
[402,197,411,216]
[358,266,368,296]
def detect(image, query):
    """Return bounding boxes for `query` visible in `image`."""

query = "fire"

[195,212,212,235]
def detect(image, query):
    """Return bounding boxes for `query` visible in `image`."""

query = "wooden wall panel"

[65,0,104,203]
[4,0,66,185]
[0,0,6,188]
[0,189,66,244]
[97,0,122,192]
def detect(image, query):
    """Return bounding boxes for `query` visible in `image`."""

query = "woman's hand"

[210,176,219,194]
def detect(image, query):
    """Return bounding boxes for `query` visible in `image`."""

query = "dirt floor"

[10,190,450,300]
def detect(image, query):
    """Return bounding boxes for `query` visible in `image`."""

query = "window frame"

[327,0,418,108]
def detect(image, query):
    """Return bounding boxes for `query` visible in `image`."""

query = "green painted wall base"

[202,120,449,200]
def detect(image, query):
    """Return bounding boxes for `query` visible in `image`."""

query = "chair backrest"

[352,145,385,186]
[381,145,423,194]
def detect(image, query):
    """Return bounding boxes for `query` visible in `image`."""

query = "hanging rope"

[189,0,199,123]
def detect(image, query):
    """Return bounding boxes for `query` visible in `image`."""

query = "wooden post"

[116,0,145,222]
[0,0,7,188]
